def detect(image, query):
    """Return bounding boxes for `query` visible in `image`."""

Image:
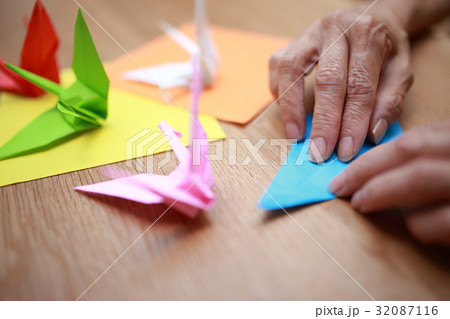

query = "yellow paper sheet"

[106,23,289,124]
[0,70,226,187]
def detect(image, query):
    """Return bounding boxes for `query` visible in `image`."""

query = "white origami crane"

[122,0,218,89]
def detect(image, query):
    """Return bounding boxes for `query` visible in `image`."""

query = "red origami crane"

[0,0,59,97]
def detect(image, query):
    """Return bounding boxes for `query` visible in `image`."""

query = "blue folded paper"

[258,115,403,210]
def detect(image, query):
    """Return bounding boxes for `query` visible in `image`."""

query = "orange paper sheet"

[106,23,289,124]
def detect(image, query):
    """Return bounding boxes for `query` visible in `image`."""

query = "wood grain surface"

[0,0,449,300]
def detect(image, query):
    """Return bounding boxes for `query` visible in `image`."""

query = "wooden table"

[1,0,449,300]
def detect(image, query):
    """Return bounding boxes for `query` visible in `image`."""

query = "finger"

[368,36,413,144]
[329,120,450,197]
[350,158,450,213]
[269,50,281,98]
[277,26,321,140]
[406,204,450,246]
[278,55,306,140]
[309,15,349,163]
[338,19,391,162]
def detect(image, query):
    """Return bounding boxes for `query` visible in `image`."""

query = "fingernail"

[373,118,388,144]
[328,172,345,196]
[309,137,326,163]
[338,136,354,162]
[286,121,302,140]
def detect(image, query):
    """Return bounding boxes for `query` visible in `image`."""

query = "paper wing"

[123,62,192,89]
[72,9,109,118]
[75,174,165,204]
[0,107,94,161]
[158,20,199,55]
[74,172,203,218]
[20,0,59,87]
[194,0,218,86]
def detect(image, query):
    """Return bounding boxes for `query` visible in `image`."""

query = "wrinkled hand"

[329,120,450,246]
[269,9,413,162]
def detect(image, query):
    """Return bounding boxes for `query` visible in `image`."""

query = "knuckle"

[341,108,369,135]
[355,14,379,32]
[323,9,347,28]
[347,69,375,97]
[312,110,341,132]
[346,106,368,122]
[315,61,346,88]
[354,15,374,33]
[278,53,297,74]
[354,16,391,52]
[380,33,392,58]
[370,22,389,41]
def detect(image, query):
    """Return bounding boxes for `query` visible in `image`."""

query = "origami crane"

[75,57,215,218]
[0,9,109,161]
[122,0,218,89]
[0,0,59,97]
[258,115,403,210]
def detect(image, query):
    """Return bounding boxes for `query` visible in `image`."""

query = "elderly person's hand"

[329,120,450,246]
[269,0,450,163]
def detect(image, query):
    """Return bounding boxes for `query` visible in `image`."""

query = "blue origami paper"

[258,115,403,210]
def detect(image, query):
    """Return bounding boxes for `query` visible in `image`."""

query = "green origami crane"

[0,9,109,160]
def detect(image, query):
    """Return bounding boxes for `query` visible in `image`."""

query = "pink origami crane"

[75,57,215,218]
[0,0,59,97]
